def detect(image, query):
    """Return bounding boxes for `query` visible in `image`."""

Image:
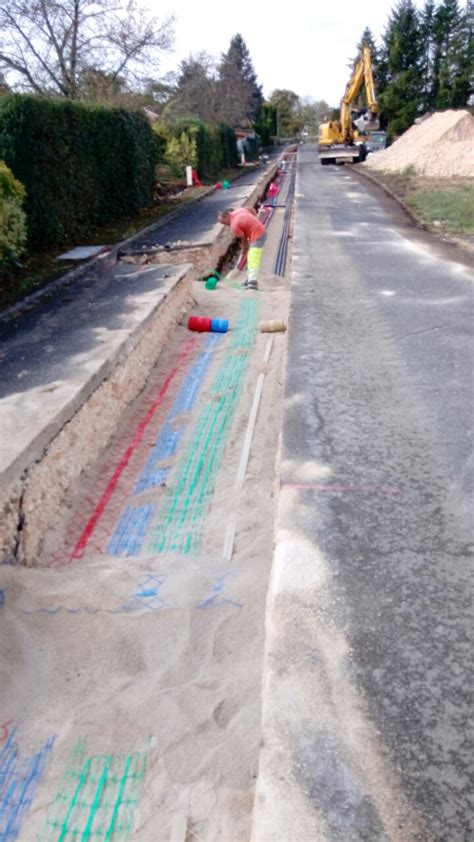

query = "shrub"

[167,118,238,180]
[0,95,157,249]
[0,160,27,267]
[152,121,169,165]
[165,132,198,177]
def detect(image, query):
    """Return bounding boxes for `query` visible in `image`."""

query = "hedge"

[0,160,27,267]
[167,119,239,180]
[0,95,158,249]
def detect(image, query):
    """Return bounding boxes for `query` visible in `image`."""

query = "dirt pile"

[364,110,474,177]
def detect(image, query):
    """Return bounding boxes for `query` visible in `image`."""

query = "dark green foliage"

[420,0,438,108]
[167,118,238,180]
[378,1,425,138]
[219,125,240,169]
[362,0,473,140]
[0,160,27,266]
[0,95,157,249]
[352,27,381,110]
[254,104,277,145]
[216,34,263,126]
[268,90,302,137]
[432,0,473,108]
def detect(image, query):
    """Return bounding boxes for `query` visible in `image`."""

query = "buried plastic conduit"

[222,335,274,562]
[274,162,296,277]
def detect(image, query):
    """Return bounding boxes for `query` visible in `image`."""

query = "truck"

[318,47,380,165]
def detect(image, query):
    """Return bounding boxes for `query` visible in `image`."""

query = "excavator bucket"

[354,110,380,133]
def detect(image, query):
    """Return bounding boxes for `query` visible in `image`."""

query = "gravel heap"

[364,110,474,176]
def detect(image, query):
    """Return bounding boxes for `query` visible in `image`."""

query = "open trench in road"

[0,154,297,841]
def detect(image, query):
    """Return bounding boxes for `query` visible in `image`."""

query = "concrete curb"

[349,165,474,255]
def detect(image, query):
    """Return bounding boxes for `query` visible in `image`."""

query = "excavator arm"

[341,47,379,138]
[318,46,380,161]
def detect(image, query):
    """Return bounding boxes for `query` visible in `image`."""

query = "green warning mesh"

[147,298,259,555]
[39,739,148,841]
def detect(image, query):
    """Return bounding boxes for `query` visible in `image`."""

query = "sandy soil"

[364,110,474,177]
[0,202,291,839]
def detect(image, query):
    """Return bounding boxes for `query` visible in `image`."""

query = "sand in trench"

[0,216,290,840]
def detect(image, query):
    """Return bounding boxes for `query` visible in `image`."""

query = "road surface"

[255,144,473,841]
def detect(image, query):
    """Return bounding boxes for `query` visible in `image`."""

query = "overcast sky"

[156,0,424,106]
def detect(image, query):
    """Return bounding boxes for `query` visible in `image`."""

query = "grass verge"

[406,185,474,235]
[361,171,474,239]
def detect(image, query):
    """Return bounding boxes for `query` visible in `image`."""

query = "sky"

[155,0,423,106]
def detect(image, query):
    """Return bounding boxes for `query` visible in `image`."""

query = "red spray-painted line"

[70,338,196,561]
[0,720,13,742]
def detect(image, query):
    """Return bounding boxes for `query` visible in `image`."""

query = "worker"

[218,207,266,290]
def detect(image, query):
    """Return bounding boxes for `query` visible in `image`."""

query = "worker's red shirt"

[229,209,266,243]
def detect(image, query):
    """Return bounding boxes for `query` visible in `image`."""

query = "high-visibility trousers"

[247,233,267,282]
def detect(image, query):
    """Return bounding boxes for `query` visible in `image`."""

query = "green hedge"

[0,95,158,249]
[168,119,238,180]
[0,160,27,267]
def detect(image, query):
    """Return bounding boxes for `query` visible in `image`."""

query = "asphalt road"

[279,145,473,839]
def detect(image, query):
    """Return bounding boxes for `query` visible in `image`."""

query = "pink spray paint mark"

[0,720,13,742]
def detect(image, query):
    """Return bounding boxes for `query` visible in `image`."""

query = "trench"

[0,149,298,842]
[1,154,293,568]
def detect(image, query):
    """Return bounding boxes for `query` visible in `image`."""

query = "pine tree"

[433,0,473,108]
[351,27,381,110]
[215,34,263,127]
[420,0,437,109]
[164,53,217,123]
[379,0,425,138]
[356,27,379,62]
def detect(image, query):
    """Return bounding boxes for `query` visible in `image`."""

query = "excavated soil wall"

[0,272,193,566]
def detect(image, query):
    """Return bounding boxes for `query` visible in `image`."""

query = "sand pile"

[364,110,474,176]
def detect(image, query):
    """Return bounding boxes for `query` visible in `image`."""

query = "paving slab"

[56,245,107,260]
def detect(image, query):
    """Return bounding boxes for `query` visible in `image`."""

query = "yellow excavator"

[319,46,380,165]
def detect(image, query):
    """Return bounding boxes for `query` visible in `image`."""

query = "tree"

[350,27,381,110]
[356,26,379,61]
[254,102,277,144]
[432,0,473,108]
[419,0,437,109]
[215,34,263,126]
[0,0,174,99]
[163,53,218,123]
[378,0,425,138]
[165,131,198,177]
[0,160,27,267]
[268,89,302,136]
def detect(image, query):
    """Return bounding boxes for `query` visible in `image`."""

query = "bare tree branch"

[0,0,174,98]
